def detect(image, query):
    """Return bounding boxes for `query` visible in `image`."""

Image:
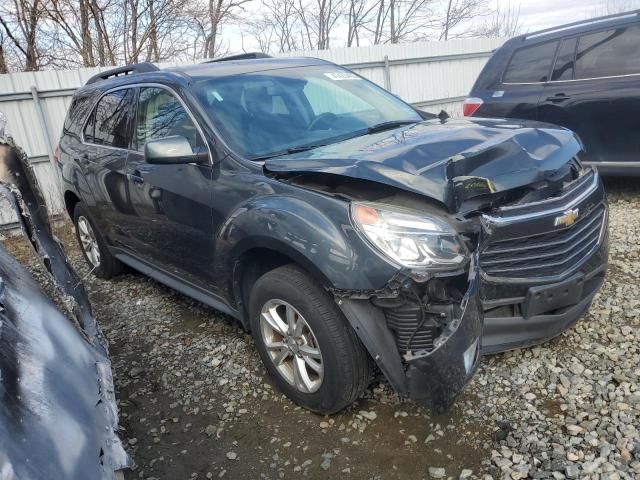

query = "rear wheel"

[73,203,124,279]
[249,264,371,414]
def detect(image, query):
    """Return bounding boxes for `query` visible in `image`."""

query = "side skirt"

[111,248,240,320]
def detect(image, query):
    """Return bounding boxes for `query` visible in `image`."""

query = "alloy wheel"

[259,299,324,393]
[77,216,101,268]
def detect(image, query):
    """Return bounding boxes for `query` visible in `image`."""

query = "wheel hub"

[259,299,324,393]
[77,216,101,268]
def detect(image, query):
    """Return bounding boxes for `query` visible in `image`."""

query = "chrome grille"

[480,205,606,279]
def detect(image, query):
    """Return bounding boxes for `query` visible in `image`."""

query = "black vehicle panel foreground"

[465,10,640,174]
[56,57,608,413]
[0,138,131,479]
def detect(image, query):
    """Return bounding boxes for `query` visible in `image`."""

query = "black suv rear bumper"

[479,170,608,354]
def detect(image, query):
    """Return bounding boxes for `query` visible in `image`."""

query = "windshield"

[194,65,422,159]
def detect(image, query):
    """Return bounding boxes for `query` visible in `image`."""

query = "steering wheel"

[306,112,338,132]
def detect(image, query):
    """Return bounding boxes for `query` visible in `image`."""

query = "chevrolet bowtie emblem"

[554,208,579,227]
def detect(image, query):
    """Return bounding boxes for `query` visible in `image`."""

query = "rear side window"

[551,38,577,81]
[63,94,94,135]
[136,87,203,151]
[503,42,558,83]
[84,89,135,148]
[575,25,640,79]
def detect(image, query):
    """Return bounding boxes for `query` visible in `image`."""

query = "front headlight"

[351,202,468,270]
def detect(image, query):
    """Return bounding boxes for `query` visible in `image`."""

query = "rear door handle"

[545,93,570,103]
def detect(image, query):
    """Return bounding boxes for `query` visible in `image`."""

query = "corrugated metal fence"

[0,37,505,228]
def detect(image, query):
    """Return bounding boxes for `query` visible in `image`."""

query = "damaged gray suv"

[56,55,608,414]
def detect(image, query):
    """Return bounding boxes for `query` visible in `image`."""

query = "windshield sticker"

[324,72,360,80]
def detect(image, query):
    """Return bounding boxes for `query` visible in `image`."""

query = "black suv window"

[551,38,577,81]
[503,41,558,83]
[136,87,202,151]
[575,25,640,79]
[84,89,135,148]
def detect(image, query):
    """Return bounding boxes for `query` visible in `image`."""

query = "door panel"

[79,89,135,245]
[122,86,217,291]
[540,77,640,164]
[539,24,640,165]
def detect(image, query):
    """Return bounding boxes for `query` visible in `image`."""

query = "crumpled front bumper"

[337,262,483,411]
[405,276,482,408]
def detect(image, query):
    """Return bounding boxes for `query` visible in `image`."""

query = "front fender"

[215,193,400,301]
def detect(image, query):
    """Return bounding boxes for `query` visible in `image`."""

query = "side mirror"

[144,136,208,165]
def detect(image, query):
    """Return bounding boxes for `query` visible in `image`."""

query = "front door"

[538,24,640,166]
[122,86,217,291]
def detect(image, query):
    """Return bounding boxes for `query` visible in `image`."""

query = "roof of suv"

[507,9,639,46]
[82,56,331,92]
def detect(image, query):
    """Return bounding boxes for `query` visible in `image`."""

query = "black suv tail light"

[462,97,483,117]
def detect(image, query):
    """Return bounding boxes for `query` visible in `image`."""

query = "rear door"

[539,23,640,166]
[81,88,136,245]
[122,85,216,289]
[476,41,558,120]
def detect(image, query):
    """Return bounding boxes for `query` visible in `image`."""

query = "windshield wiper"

[250,143,328,161]
[286,143,328,154]
[367,120,417,134]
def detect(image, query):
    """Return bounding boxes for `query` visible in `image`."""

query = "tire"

[249,264,371,414]
[73,203,124,279]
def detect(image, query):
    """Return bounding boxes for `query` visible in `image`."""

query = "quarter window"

[503,41,558,83]
[575,25,640,79]
[136,87,203,151]
[88,89,135,148]
[551,38,577,81]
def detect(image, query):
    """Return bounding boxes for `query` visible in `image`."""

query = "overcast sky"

[504,0,620,32]
[226,0,639,53]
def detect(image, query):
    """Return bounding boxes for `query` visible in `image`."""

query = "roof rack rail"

[85,62,159,85]
[522,9,640,40]
[203,52,272,63]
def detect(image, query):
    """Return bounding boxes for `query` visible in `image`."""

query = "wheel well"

[234,247,330,329]
[63,191,80,218]
[236,248,293,327]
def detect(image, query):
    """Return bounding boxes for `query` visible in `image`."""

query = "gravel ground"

[4,177,639,480]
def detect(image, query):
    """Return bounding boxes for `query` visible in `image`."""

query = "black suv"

[464,10,640,175]
[56,55,608,414]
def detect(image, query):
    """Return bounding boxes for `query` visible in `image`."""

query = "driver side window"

[136,87,203,152]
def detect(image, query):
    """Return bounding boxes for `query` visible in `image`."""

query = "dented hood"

[264,117,582,212]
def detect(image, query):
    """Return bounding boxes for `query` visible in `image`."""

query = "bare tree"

[438,0,489,40]
[0,0,44,70]
[387,0,433,43]
[249,0,299,53]
[346,0,380,46]
[295,0,345,50]
[45,0,97,66]
[473,0,521,38]
[204,0,252,58]
[0,33,8,73]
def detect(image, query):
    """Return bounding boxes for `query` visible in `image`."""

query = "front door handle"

[545,93,570,103]
[127,171,144,185]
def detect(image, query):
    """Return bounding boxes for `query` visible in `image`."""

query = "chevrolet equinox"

[56,55,608,414]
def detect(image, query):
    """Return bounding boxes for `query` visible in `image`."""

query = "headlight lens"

[351,203,468,269]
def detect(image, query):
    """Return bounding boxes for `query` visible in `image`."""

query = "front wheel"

[249,264,371,414]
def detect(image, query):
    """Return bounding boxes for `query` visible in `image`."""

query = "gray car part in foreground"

[0,137,132,479]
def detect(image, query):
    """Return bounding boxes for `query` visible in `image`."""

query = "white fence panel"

[0,37,506,228]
